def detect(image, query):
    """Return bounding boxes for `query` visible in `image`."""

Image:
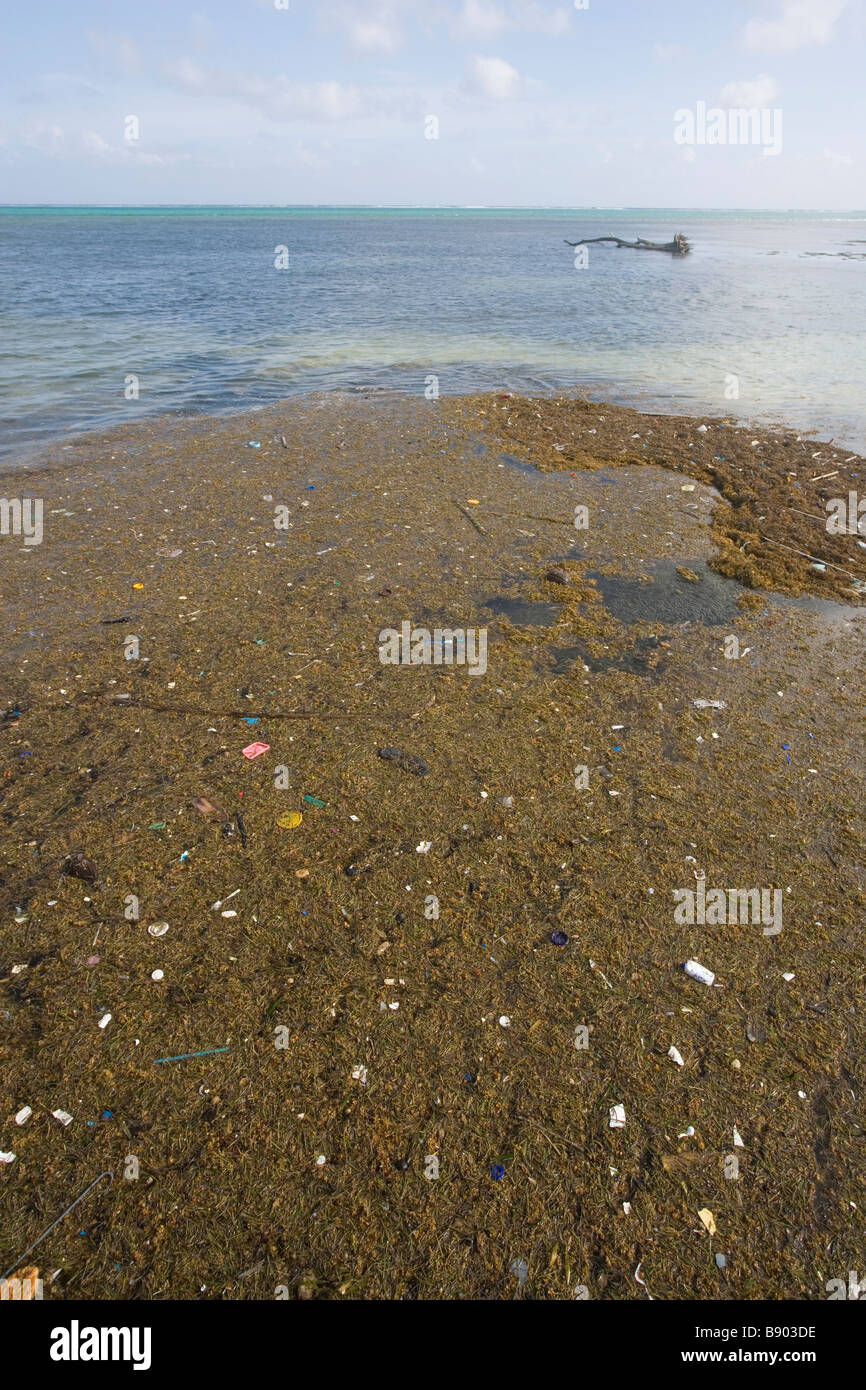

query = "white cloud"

[745,1,848,52]
[465,54,521,100]
[453,1,510,39]
[720,75,779,107]
[652,42,685,61]
[22,123,65,155]
[161,60,408,123]
[510,1,570,35]
[824,148,853,167]
[452,0,569,40]
[84,28,140,73]
[320,3,410,56]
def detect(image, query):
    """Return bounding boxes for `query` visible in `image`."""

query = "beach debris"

[153,1047,230,1065]
[278,811,303,829]
[498,1015,511,1028]
[302,794,326,807]
[148,822,166,831]
[0,1151,16,1164]
[247,441,261,448]
[550,930,569,946]
[668,1045,685,1067]
[782,971,795,982]
[156,547,182,558]
[680,483,696,492]
[609,1103,627,1129]
[490,1164,505,1180]
[733,1126,745,1148]
[683,959,715,986]
[147,923,169,937]
[211,889,240,911]
[715,1253,727,1270]
[545,567,570,584]
[377,746,429,776]
[697,424,708,433]
[191,795,228,820]
[295,869,310,879]
[151,970,164,981]
[565,232,691,256]
[241,741,269,760]
[52,1109,73,1127]
[698,1208,717,1236]
[62,852,98,884]
[315,1154,326,1166]
[15,1107,32,1126]
[509,1258,528,1287]
[416,840,432,854]
[0,1170,113,1286]
[351,1065,368,1085]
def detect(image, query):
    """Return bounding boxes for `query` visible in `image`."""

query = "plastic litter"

[683,959,715,986]
[277,811,303,829]
[15,1107,32,1126]
[609,1103,627,1128]
[698,1208,717,1236]
[52,1110,73,1126]
[550,930,568,946]
[668,1046,685,1067]
[692,699,726,710]
[302,795,326,807]
[509,1258,528,1286]
[242,741,270,759]
[147,922,169,937]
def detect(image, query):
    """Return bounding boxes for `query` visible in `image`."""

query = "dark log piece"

[564,233,691,256]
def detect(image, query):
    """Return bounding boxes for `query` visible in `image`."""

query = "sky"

[1,0,863,207]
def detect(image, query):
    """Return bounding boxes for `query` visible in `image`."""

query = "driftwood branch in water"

[564,233,692,256]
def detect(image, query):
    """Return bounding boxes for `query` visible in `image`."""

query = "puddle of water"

[499,453,541,476]
[550,635,663,676]
[588,560,742,626]
[484,596,562,626]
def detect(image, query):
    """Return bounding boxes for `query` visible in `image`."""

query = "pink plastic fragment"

[242,742,270,760]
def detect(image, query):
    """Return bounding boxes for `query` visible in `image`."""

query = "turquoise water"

[1,207,865,461]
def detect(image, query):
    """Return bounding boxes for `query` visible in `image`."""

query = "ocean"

[1,207,865,463]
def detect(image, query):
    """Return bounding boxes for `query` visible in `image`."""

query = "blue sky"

[1,0,863,206]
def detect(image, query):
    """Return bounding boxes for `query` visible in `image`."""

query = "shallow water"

[2,207,866,461]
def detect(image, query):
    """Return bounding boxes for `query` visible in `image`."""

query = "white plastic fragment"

[692,699,726,710]
[15,1106,32,1125]
[315,1154,326,1166]
[609,1103,627,1129]
[148,922,170,937]
[98,1013,112,1029]
[683,959,715,986]
[668,1046,685,1067]
[416,841,432,854]
[52,1109,73,1126]
[733,1126,745,1148]
[151,970,164,981]
[782,972,795,982]
[351,1065,368,1084]
[0,1151,16,1164]
[499,1015,511,1028]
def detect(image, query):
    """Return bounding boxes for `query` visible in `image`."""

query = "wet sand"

[1,390,864,1300]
